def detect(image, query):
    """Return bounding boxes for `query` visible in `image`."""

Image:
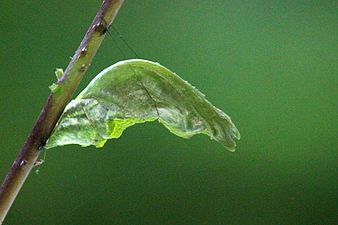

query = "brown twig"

[0,0,124,223]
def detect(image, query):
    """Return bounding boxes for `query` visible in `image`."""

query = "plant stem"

[0,0,124,223]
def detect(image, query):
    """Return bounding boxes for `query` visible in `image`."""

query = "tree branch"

[0,0,124,223]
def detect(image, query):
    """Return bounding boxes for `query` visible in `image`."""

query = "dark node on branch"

[102,19,109,34]
[19,160,27,167]
[80,47,88,57]
[93,22,107,35]
[38,142,46,151]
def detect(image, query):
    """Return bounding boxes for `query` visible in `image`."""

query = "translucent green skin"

[46,59,240,151]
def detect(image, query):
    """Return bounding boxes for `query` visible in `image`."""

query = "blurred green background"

[0,1,337,224]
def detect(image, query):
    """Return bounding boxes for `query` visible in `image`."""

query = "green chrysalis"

[46,59,240,151]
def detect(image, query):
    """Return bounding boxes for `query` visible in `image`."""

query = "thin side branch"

[0,0,124,223]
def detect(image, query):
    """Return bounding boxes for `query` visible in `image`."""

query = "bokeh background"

[0,1,337,224]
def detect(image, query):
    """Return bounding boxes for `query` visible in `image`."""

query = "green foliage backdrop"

[0,1,337,224]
